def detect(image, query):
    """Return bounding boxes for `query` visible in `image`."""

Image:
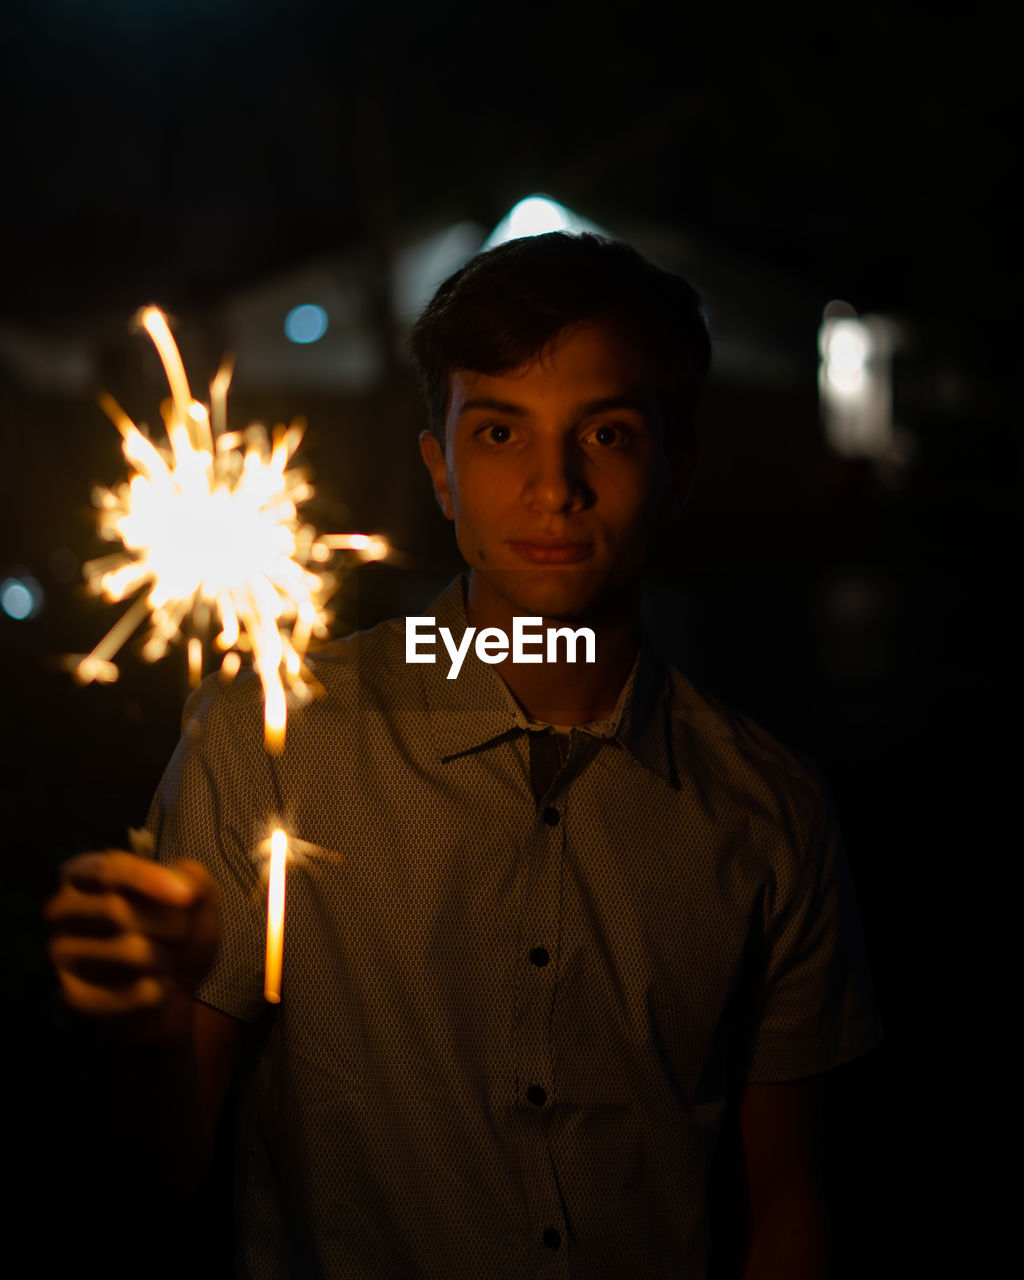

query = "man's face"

[419,321,684,626]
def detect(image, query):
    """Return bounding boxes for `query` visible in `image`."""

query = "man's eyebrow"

[456,398,530,419]
[455,394,653,421]
[570,394,652,420]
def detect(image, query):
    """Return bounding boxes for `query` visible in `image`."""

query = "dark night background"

[2,2,1017,1274]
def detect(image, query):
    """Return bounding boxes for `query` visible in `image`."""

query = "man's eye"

[481,423,513,444]
[585,423,631,447]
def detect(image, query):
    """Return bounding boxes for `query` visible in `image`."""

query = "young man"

[46,232,882,1279]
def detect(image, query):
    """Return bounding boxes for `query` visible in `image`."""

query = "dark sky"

[3,0,1016,343]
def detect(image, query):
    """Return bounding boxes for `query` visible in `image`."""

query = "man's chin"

[474,566,630,624]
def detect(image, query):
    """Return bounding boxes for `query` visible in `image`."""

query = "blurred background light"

[393,221,486,323]
[223,267,380,391]
[822,318,871,395]
[818,303,897,460]
[284,303,329,344]
[482,194,608,249]
[1,574,43,620]
[0,325,94,395]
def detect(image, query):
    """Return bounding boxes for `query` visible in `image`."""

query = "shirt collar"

[418,574,677,789]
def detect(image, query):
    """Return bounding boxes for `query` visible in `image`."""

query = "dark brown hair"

[408,231,712,449]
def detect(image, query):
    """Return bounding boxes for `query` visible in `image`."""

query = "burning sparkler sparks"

[255,828,344,1002]
[72,306,388,753]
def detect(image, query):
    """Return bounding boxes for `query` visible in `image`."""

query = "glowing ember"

[72,306,386,752]
[264,827,288,1004]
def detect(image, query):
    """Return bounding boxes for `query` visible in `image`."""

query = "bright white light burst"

[73,306,388,753]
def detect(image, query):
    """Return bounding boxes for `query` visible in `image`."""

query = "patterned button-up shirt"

[148,574,882,1280]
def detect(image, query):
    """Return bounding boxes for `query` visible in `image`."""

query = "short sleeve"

[741,770,884,1082]
[145,673,277,1024]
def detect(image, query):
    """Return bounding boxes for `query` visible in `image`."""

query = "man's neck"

[464,572,641,726]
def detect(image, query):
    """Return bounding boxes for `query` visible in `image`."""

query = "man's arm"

[46,851,246,1200]
[193,1000,246,1140]
[737,1076,830,1280]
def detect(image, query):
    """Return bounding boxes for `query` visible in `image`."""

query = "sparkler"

[255,830,344,1003]
[73,305,388,754]
[264,828,288,1004]
[75,306,388,1002]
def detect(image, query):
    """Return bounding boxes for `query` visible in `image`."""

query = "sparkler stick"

[73,305,391,1002]
[264,828,288,1004]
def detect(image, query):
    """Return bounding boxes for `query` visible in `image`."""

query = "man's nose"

[523,439,591,514]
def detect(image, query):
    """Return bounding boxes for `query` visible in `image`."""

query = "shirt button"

[529,946,550,967]
[543,1227,562,1250]
[543,806,560,826]
[526,1084,548,1107]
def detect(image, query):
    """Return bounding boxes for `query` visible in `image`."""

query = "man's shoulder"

[307,612,410,689]
[661,662,828,830]
[178,612,416,743]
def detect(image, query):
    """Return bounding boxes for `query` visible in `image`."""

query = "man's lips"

[508,540,595,564]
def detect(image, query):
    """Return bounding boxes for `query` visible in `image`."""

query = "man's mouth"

[508,541,595,564]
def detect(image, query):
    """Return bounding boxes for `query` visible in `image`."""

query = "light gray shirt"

[149,574,882,1279]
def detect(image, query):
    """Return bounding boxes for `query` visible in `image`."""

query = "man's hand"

[45,851,220,1044]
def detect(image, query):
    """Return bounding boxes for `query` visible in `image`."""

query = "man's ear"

[418,430,454,521]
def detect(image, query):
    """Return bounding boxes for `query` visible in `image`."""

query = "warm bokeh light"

[320,533,390,561]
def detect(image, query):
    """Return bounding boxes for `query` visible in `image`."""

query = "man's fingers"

[62,850,197,907]
[47,853,220,1036]
[174,860,219,903]
[176,860,219,922]
[45,885,133,937]
[56,967,165,1017]
[49,932,171,983]
[45,883,194,943]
